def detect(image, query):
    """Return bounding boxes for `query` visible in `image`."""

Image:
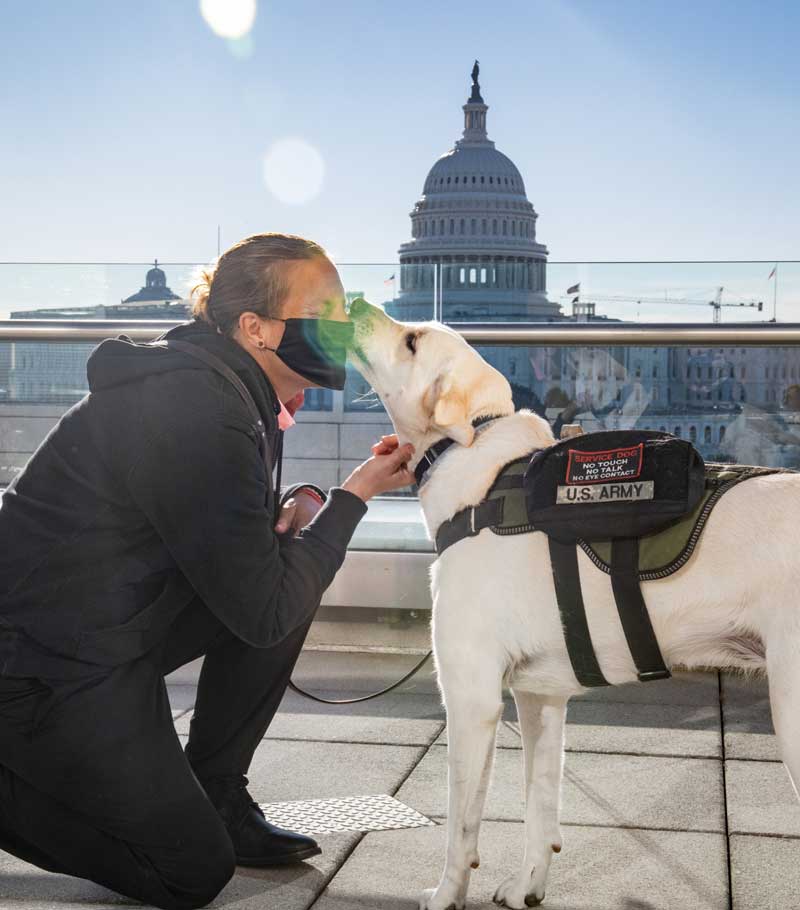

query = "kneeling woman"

[0,234,414,909]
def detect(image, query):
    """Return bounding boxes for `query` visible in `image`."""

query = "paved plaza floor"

[1,651,799,909]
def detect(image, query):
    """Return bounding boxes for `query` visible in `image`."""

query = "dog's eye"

[405,332,418,354]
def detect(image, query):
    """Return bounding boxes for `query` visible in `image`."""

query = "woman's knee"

[155,818,236,910]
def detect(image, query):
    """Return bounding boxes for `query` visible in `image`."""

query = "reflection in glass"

[474,343,800,469]
[3,262,800,495]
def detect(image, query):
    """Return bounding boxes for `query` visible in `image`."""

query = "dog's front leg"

[419,682,502,910]
[494,691,567,909]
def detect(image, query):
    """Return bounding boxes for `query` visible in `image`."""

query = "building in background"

[7,262,189,404]
[389,61,556,324]
[121,261,183,308]
[10,261,190,324]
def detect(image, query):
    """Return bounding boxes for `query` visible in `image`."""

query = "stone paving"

[2,651,799,909]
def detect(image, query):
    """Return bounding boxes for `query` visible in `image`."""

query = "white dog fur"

[349,300,793,910]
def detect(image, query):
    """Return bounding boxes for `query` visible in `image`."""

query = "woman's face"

[279,256,348,324]
[237,256,351,399]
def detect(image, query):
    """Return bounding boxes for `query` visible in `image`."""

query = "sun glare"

[262,138,325,205]
[199,0,257,40]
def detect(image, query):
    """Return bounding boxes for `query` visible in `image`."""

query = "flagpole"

[774,264,778,322]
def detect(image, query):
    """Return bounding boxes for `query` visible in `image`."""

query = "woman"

[0,234,414,908]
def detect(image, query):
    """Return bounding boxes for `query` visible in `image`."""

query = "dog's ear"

[428,372,475,447]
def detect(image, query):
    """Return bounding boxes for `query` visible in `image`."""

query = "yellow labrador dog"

[348,299,796,910]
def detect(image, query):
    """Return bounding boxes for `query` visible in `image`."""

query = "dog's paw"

[493,875,545,909]
[418,887,465,910]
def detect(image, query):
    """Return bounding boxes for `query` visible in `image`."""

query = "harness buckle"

[469,506,476,535]
[637,669,672,682]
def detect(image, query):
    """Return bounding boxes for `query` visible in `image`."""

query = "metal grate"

[259,793,436,836]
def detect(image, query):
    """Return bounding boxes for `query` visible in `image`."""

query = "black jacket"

[0,320,366,676]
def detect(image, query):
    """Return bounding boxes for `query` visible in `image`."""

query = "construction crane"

[572,287,764,324]
[707,286,763,323]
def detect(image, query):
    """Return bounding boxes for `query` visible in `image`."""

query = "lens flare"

[227,33,254,58]
[262,138,325,206]
[199,0,256,39]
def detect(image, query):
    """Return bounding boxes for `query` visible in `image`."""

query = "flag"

[384,273,395,285]
[768,266,777,280]
[567,282,580,295]
[529,352,546,381]
[572,295,580,304]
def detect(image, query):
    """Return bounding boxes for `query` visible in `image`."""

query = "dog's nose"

[348,297,370,321]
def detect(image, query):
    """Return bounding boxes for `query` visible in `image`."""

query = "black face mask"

[266,318,354,390]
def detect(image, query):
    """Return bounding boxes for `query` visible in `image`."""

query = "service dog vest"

[430,430,791,688]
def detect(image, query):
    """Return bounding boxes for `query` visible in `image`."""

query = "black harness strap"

[487,470,529,492]
[610,538,671,682]
[435,498,504,554]
[548,539,611,688]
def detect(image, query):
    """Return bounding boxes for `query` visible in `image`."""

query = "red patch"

[566,443,644,485]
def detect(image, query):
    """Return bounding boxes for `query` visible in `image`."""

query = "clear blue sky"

[1,0,798,265]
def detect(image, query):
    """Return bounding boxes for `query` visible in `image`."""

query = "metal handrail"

[3,319,800,345]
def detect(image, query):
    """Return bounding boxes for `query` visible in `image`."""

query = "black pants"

[0,600,313,909]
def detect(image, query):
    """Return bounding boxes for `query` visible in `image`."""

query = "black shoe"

[201,774,321,867]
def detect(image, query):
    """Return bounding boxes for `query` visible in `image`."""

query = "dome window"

[470,268,477,283]
[471,218,476,234]
[455,176,459,184]
[440,218,445,234]
[492,219,497,234]
[480,267,487,284]
[472,176,476,183]
[482,218,487,233]
[480,176,485,184]
[504,178,509,185]
[450,218,455,234]
[460,218,465,234]
[502,220,507,235]
[489,176,493,184]
[512,221,516,236]
[447,177,451,184]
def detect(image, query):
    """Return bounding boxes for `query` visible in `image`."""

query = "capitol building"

[388,62,560,323]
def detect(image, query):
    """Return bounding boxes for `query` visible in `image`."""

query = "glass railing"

[2,261,800,523]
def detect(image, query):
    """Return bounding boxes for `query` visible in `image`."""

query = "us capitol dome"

[389,62,560,322]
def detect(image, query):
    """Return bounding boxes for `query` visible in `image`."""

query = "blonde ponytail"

[190,267,217,326]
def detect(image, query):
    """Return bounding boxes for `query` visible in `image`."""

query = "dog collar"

[414,415,503,487]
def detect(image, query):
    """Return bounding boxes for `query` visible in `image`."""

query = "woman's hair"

[191,233,328,335]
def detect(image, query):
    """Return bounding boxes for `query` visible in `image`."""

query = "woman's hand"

[274,489,324,536]
[371,433,401,456]
[342,437,415,502]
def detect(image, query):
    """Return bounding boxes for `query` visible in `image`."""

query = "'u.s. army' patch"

[556,480,655,505]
